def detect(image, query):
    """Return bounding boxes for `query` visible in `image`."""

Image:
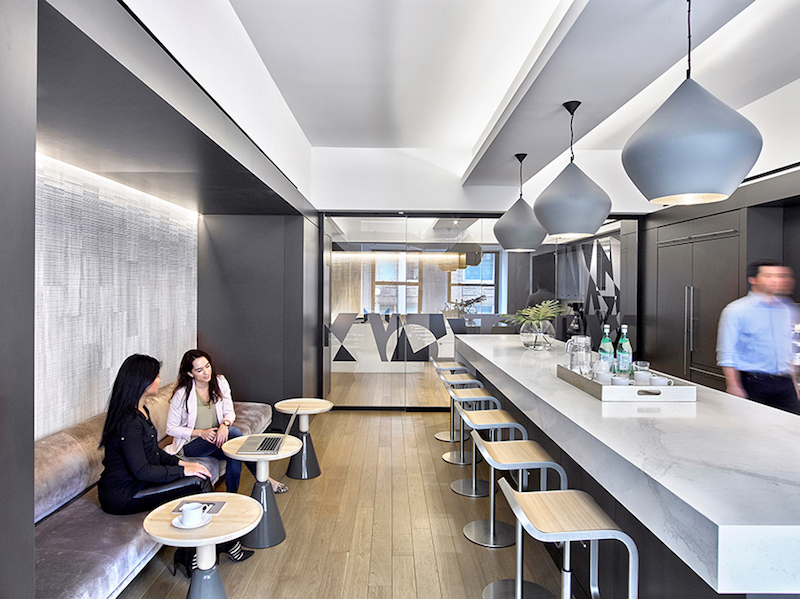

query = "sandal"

[273,481,289,494]
[218,540,254,563]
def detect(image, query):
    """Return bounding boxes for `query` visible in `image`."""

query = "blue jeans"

[182,426,255,492]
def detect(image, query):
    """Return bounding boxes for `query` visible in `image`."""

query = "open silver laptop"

[237,406,299,455]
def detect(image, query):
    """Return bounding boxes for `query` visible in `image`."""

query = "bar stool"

[450,400,526,498]
[437,371,484,465]
[491,477,639,599]
[430,357,471,444]
[466,431,566,551]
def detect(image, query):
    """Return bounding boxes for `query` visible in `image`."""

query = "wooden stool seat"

[511,489,621,538]
[439,372,481,385]
[497,478,639,599]
[450,387,494,399]
[482,439,555,471]
[430,358,469,373]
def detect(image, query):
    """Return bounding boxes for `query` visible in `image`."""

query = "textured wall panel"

[35,155,197,439]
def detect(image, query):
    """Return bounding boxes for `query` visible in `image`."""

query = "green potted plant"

[503,299,565,350]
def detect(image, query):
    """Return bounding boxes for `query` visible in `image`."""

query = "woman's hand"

[179,460,211,479]
[215,423,230,447]
[196,428,217,443]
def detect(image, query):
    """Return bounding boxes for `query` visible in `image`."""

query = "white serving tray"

[556,364,697,402]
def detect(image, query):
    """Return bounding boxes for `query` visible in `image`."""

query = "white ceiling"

[124,0,800,211]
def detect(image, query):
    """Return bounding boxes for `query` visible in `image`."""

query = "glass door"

[324,215,512,408]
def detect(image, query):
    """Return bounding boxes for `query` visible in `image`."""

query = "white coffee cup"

[593,360,611,375]
[180,502,208,526]
[611,375,632,386]
[594,372,612,385]
[650,375,674,386]
[633,371,652,386]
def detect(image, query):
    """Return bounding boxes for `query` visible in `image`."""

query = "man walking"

[717,260,799,414]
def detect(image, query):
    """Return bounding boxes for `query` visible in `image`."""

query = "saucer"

[172,513,212,529]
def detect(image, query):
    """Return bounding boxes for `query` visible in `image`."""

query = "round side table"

[274,398,333,479]
[143,491,261,599]
[221,434,301,548]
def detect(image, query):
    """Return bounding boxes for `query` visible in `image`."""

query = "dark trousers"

[741,372,800,415]
[116,476,213,515]
[183,426,255,492]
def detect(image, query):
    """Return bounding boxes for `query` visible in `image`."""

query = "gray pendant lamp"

[493,153,547,252]
[534,101,612,236]
[621,0,762,206]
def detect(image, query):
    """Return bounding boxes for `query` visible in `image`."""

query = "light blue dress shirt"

[717,292,798,375]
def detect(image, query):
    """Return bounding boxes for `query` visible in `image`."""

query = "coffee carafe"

[565,335,592,376]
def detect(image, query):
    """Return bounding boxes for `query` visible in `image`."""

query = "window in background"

[448,252,497,313]
[372,252,421,314]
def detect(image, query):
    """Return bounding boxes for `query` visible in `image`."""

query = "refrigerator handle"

[683,286,691,377]
[688,286,695,353]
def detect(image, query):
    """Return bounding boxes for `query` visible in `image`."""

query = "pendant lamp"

[621,0,762,205]
[493,153,547,252]
[534,101,612,236]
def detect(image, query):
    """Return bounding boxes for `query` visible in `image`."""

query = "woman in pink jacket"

[165,349,287,493]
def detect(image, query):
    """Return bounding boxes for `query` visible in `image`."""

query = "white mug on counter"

[633,371,652,386]
[594,372,613,385]
[650,375,674,386]
[611,375,632,386]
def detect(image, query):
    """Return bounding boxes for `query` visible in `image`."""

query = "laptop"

[236,406,299,455]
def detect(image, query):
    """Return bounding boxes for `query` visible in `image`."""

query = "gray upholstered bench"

[34,382,272,599]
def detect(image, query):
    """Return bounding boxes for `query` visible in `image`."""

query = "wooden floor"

[119,411,563,599]
[329,363,451,408]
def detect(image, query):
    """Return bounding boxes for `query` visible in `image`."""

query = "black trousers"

[116,476,213,515]
[741,372,800,415]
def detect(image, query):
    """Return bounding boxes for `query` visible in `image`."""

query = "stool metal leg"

[589,539,600,599]
[434,396,461,442]
[443,405,472,465]
[464,465,515,548]
[451,430,490,497]
[561,541,572,599]
[481,518,554,598]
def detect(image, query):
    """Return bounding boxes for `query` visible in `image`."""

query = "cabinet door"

[656,243,693,377]
[690,236,739,373]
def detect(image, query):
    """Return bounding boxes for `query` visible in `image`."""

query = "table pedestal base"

[286,430,321,479]
[243,481,285,548]
[188,564,227,599]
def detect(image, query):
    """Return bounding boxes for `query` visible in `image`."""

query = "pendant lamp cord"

[569,111,575,163]
[518,157,524,199]
[686,0,692,79]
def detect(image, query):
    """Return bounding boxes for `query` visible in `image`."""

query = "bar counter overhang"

[455,335,800,595]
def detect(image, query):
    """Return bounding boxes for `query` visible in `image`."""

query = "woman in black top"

[98,354,253,569]
[98,354,211,514]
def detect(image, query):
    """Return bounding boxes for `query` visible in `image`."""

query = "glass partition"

[323,216,516,408]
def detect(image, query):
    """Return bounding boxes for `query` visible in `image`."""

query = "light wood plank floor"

[118,411,562,599]
[329,363,451,408]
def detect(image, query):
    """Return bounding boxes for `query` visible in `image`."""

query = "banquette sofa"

[33,382,272,599]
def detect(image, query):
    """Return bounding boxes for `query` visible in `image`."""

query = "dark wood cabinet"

[651,214,741,390]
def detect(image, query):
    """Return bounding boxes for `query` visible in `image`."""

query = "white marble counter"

[456,335,800,595]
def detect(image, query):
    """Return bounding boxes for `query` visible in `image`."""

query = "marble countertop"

[456,335,800,594]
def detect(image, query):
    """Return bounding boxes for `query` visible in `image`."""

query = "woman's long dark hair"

[174,349,222,408]
[99,354,161,448]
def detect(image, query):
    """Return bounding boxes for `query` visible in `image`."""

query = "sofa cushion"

[35,488,158,599]
[231,401,272,435]
[34,413,106,523]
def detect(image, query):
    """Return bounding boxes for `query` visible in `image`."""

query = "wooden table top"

[221,434,303,462]
[275,398,334,415]
[143,492,262,547]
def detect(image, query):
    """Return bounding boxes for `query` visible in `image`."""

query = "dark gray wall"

[506,252,532,313]
[784,205,800,304]
[1,0,36,596]
[198,215,319,426]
